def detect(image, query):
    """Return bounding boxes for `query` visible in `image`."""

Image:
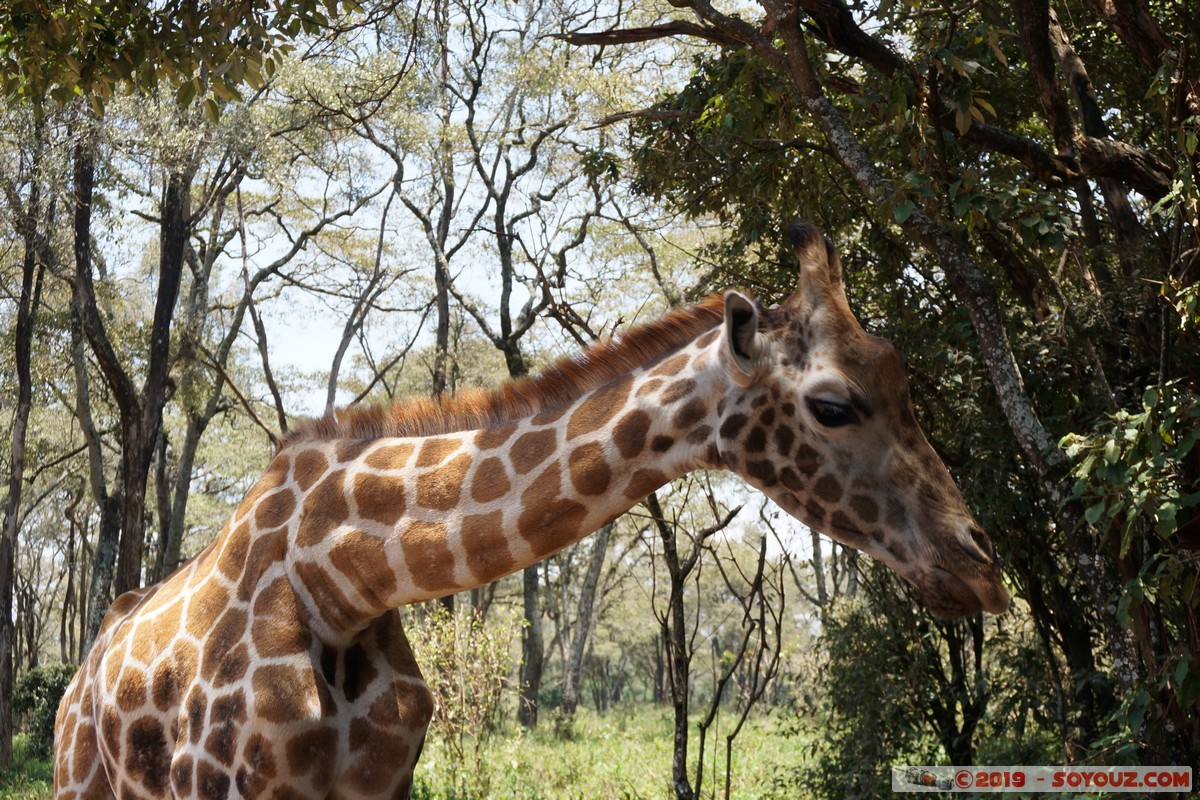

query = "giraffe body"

[55,224,1008,798]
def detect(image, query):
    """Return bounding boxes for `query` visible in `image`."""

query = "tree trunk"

[116,169,189,594]
[151,431,171,583]
[560,523,611,716]
[517,563,545,727]
[84,496,122,650]
[163,415,206,577]
[653,497,695,800]
[653,633,667,704]
[0,189,46,765]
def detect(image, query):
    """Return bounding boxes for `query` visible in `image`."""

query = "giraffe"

[54,222,1008,799]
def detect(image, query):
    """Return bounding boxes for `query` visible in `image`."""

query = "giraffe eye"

[807,397,858,428]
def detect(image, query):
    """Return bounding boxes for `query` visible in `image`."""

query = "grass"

[0,706,807,800]
[0,736,52,800]
[414,704,807,800]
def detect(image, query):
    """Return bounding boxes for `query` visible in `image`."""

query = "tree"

[0,111,48,765]
[556,521,610,717]
[564,0,1200,768]
[0,0,364,109]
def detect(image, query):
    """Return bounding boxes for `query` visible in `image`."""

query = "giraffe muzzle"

[919,566,1010,617]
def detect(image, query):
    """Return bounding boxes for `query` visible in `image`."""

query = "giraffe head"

[713,222,1008,616]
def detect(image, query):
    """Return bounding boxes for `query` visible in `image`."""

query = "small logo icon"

[903,767,953,791]
[954,769,974,789]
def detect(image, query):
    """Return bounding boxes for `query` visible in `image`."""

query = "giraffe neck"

[268,326,727,641]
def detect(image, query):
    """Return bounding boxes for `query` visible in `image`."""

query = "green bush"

[406,606,519,799]
[13,664,78,759]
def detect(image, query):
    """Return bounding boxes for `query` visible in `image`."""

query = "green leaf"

[1173,656,1191,688]
[176,80,196,108]
[894,200,914,223]
[987,31,1008,66]
[1084,503,1105,525]
[955,107,971,134]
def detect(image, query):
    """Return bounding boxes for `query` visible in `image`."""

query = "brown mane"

[280,295,727,447]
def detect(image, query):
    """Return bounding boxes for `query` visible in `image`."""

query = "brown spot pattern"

[342,644,378,704]
[532,406,569,425]
[400,520,458,593]
[217,525,250,581]
[475,423,517,450]
[185,585,229,640]
[293,449,330,490]
[328,531,397,611]
[566,376,632,439]
[255,488,296,529]
[353,473,406,526]
[251,579,309,659]
[293,560,359,631]
[297,472,349,549]
[613,410,652,459]
[660,379,696,405]
[238,528,286,602]
[849,494,879,524]
[171,754,193,796]
[720,414,748,439]
[517,466,589,558]
[471,457,511,503]
[774,426,795,456]
[334,439,369,463]
[115,670,147,713]
[625,469,668,499]
[363,443,414,471]
[415,453,471,511]
[416,437,459,467]
[196,759,232,800]
[72,717,98,784]
[746,459,778,486]
[651,354,689,376]
[510,430,556,475]
[567,443,611,496]
[286,727,338,776]
[636,378,663,397]
[214,643,249,687]
[234,457,290,518]
[151,661,178,713]
[463,510,513,583]
[781,467,805,492]
[252,665,316,724]
[242,733,276,780]
[672,398,707,429]
[200,608,248,684]
[794,444,820,475]
[126,717,169,795]
[813,474,843,504]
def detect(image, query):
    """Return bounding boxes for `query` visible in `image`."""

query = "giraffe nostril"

[967,526,995,564]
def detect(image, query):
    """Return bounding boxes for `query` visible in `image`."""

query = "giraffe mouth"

[919,567,1009,618]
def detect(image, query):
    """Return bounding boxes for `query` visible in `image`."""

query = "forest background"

[0,0,1198,798]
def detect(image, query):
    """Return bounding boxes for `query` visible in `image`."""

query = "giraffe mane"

[280,294,727,447]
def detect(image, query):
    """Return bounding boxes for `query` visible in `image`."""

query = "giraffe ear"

[785,221,847,307]
[723,291,765,383]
